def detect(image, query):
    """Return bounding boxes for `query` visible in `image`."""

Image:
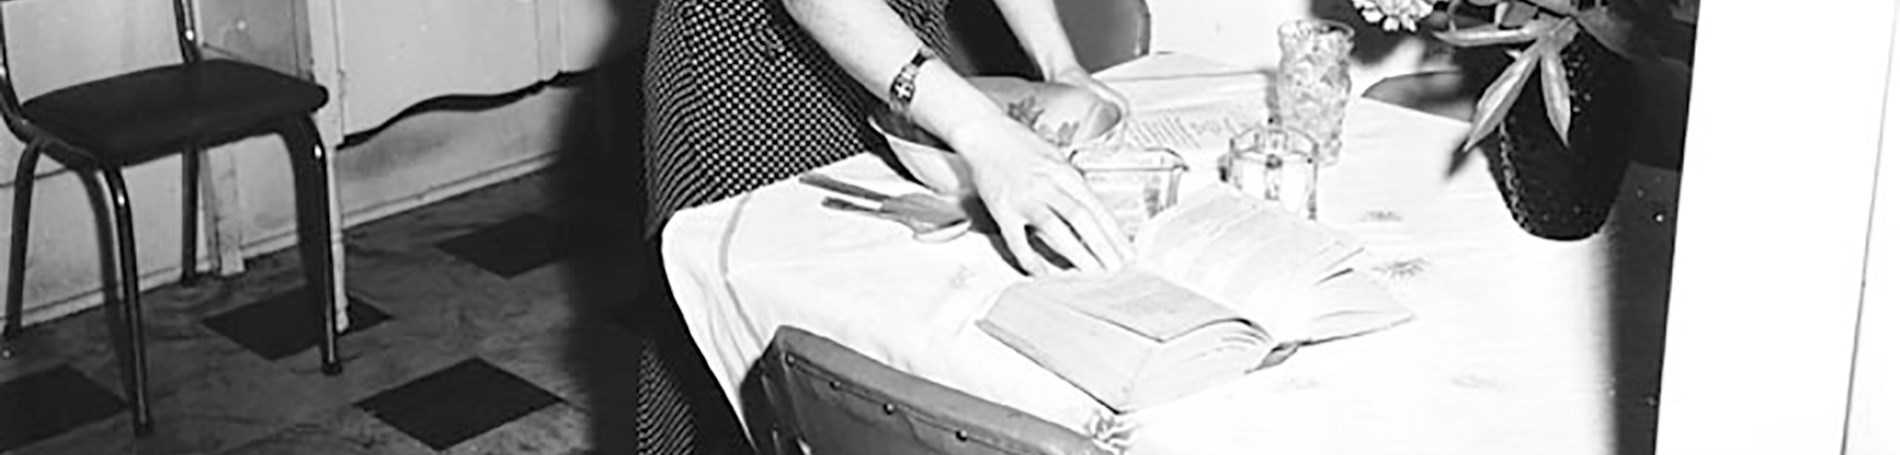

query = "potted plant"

[1353,0,1695,240]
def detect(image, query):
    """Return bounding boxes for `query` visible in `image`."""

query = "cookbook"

[977,186,1414,412]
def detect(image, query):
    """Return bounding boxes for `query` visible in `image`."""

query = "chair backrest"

[0,0,201,137]
[757,326,1112,455]
[1055,0,1149,73]
[946,0,1150,77]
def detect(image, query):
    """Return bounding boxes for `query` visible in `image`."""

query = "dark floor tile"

[204,289,392,361]
[441,404,588,455]
[0,365,126,452]
[287,406,440,455]
[436,214,574,278]
[355,358,562,451]
[219,422,409,455]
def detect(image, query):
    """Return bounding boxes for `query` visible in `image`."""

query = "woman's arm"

[783,0,1131,275]
[990,0,1080,77]
[991,0,1128,108]
[781,0,998,143]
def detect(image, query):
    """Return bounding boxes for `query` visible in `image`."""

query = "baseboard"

[9,151,560,328]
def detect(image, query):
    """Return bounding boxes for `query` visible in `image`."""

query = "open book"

[977,187,1414,412]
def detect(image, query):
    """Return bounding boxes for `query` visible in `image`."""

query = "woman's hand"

[1049,66,1130,116]
[946,117,1132,276]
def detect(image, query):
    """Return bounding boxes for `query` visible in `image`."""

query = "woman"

[637,0,1133,452]
[643,0,1131,275]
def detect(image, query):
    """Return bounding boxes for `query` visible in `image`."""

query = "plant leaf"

[1432,23,1545,47]
[1576,6,1661,61]
[1500,1,1540,27]
[1464,45,1543,151]
[1538,21,1579,146]
[1539,47,1572,147]
[1521,0,1579,15]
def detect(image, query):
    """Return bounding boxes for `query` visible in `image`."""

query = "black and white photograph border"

[1661,1,1896,453]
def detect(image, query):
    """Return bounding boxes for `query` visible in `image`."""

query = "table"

[663,53,1678,455]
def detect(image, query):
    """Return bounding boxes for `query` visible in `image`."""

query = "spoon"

[801,173,971,243]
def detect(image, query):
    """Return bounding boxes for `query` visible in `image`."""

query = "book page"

[1026,268,1259,342]
[978,289,1151,397]
[1132,187,1362,309]
[1285,270,1415,343]
[981,268,1274,411]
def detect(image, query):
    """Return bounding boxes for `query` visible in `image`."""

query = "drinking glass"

[1222,125,1319,219]
[1275,19,1353,166]
[1071,143,1188,239]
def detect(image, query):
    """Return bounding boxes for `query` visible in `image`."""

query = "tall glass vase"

[1274,19,1354,166]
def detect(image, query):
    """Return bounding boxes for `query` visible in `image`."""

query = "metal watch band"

[888,47,938,114]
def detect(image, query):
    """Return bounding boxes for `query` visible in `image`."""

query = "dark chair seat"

[21,59,328,167]
[3,2,348,438]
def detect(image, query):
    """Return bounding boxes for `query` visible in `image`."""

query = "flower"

[1351,0,1441,31]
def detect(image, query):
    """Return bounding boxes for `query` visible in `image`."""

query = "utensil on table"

[801,173,971,243]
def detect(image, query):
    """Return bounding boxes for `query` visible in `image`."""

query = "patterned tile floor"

[0,171,740,454]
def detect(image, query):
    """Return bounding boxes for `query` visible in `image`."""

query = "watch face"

[888,48,939,111]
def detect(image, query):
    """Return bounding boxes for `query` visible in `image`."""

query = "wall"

[1654,0,1894,452]
[0,0,197,326]
[1844,3,1900,451]
[1146,0,1442,96]
[0,0,619,327]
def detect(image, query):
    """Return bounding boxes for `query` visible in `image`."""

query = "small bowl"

[868,78,1125,196]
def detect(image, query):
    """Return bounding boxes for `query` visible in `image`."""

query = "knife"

[799,173,891,202]
[821,197,971,243]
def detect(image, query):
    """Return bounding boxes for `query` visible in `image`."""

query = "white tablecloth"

[662,53,1678,455]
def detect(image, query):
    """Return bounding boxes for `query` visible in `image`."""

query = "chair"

[1055,0,1150,73]
[0,0,345,436]
[755,326,1113,455]
[946,0,1150,76]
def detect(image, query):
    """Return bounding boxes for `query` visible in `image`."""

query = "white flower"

[1351,0,1440,31]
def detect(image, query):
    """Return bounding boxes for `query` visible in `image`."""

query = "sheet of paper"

[1111,103,1261,152]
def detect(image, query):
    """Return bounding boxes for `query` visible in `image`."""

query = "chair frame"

[0,0,343,437]
[757,326,1113,455]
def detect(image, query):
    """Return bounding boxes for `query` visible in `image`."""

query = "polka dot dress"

[637,1,952,453]
[642,0,954,237]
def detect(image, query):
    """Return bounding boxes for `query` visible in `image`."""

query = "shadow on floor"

[544,1,751,453]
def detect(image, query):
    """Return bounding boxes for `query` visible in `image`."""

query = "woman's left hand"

[1049,66,1130,115]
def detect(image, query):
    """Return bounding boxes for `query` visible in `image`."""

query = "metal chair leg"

[98,168,155,437]
[281,118,343,376]
[180,147,203,286]
[3,143,43,357]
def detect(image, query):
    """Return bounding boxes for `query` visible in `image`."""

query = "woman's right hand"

[945,117,1132,276]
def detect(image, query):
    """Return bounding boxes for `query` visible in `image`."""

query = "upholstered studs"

[955,430,970,441]
[882,403,896,415]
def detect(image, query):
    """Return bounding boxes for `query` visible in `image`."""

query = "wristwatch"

[888,46,938,115]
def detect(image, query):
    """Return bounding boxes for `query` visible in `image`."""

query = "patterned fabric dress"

[638,0,952,453]
[642,0,955,237]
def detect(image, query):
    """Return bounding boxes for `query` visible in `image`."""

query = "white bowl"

[868,78,1125,196]
[868,114,975,196]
